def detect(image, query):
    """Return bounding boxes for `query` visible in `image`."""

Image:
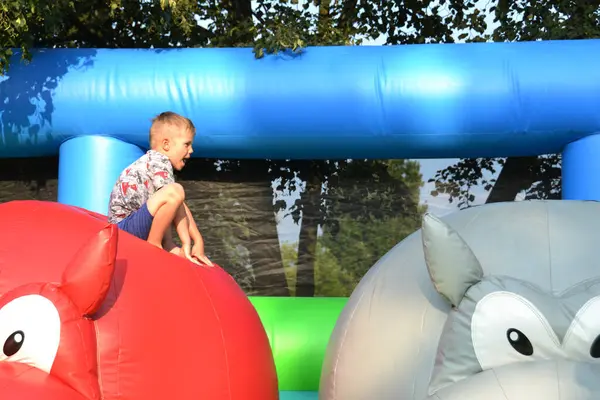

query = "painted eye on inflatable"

[470,292,561,371]
[562,296,600,361]
[0,295,61,373]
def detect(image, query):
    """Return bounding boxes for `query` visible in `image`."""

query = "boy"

[107,111,213,267]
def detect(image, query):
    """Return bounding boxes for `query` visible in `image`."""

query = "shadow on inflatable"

[0,200,278,399]
[320,199,600,399]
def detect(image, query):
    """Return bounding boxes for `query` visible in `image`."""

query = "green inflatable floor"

[249,296,347,394]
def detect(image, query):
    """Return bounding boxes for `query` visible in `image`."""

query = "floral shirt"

[107,150,175,223]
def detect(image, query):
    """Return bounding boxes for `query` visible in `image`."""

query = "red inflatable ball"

[0,200,278,400]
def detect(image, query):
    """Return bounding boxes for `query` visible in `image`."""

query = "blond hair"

[149,111,196,149]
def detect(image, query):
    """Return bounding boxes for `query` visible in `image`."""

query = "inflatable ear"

[60,224,118,316]
[421,213,483,307]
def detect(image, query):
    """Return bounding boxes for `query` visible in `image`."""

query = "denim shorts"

[117,203,153,240]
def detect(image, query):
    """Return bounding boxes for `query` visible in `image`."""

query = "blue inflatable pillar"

[562,134,600,201]
[58,136,144,215]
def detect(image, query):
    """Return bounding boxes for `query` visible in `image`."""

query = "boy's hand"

[192,243,214,267]
[182,242,202,266]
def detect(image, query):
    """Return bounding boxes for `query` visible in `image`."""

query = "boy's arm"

[184,202,213,266]
[183,202,203,245]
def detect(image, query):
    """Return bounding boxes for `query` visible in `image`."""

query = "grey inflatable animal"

[319,200,600,399]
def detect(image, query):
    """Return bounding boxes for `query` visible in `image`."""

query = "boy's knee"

[147,183,185,216]
[161,183,185,204]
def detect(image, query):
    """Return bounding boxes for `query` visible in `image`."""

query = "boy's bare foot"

[148,241,202,266]
[148,240,163,250]
[169,247,182,256]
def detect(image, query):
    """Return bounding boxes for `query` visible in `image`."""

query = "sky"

[256,0,504,244]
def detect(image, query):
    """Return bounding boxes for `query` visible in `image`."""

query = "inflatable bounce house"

[2,38,600,399]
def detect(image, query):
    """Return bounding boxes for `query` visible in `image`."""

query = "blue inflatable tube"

[562,134,600,200]
[57,135,144,213]
[2,40,600,160]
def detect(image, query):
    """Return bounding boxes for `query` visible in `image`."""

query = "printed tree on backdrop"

[275,158,426,296]
[280,159,427,297]
[3,1,591,295]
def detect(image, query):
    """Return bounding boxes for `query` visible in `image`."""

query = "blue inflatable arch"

[1,39,600,213]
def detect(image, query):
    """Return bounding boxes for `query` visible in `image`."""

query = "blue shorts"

[117,203,154,241]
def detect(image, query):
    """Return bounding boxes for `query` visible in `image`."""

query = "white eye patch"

[562,296,600,361]
[0,295,61,373]
[471,292,600,371]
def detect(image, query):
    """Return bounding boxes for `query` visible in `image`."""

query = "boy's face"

[164,129,195,171]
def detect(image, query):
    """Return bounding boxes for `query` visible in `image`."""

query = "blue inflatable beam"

[2,40,600,160]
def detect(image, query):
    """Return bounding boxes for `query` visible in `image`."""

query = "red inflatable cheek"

[0,362,85,400]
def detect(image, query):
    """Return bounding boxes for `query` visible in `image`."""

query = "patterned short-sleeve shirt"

[107,150,176,224]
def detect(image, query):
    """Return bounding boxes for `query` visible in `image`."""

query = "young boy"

[107,111,213,267]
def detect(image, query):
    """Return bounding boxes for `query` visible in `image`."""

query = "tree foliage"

[1,0,492,74]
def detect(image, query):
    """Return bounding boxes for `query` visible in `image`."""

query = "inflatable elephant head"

[319,200,600,399]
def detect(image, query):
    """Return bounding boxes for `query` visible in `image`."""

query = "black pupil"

[590,335,600,358]
[3,330,24,357]
[506,328,533,356]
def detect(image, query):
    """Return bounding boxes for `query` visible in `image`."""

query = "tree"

[281,158,427,296]
[280,160,426,296]
[317,159,426,292]
[1,0,491,72]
